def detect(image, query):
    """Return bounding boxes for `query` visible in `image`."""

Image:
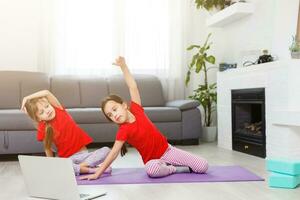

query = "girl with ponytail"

[21,90,111,175]
[81,57,208,181]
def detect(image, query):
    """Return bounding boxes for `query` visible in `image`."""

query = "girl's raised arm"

[113,57,141,105]
[21,90,62,111]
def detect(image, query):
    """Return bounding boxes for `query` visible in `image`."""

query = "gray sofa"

[0,71,202,155]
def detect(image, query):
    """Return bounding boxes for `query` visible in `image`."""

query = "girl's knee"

[101,146,111,155]
[202,160,209,172]
[145,160,156,171]
[193,159,209,173]
[85,147,111,167]
[145,160,160,177]
[146,168,160,178]
[72,164,80,176]
[94,147,111,158]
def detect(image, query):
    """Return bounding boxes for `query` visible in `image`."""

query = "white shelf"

[206,2,254,27]
[272,110,300,126]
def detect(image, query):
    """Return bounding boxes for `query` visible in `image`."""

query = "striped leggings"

[69,147,110,175]
[145,145,208,178]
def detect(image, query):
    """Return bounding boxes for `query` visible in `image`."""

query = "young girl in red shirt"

[81,56,208,180]
[21,90,111,175]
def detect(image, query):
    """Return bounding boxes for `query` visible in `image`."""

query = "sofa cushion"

[51,76,81,108]
[0,80,20,109]
[0,71,49,109]
[80,78,108,107]
[51,76,109,108]
[166,100,200,110]
[0,110,35,130]
[20,72,50,100]
[108,74,165,106]
[0,131,43,154]
[68,107,181,123]
[155,122,181,140]
[144,107,181,122]
[67,108,110,123]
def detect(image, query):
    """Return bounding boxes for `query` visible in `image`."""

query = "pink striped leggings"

[145,145,208,178]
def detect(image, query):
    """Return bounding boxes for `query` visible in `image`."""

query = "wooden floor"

[1,142,299,200]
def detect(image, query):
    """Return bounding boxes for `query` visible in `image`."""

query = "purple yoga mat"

[76,166,264,185]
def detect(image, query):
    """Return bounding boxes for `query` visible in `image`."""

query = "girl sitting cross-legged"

[80,56,208,180]
[21,90,111,176]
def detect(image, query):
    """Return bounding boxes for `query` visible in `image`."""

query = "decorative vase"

[202,126,217,142]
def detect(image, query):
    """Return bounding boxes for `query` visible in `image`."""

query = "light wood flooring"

[0,142,299,200]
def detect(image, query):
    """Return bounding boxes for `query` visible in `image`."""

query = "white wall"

[209,0,299,65]
[0,0,299,94]
[184,3,209,96]
[186,0,300,125]
[272,0,300,59]
[0,0,40,71]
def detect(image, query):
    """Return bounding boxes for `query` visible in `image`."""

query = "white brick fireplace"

[217,59,300,158]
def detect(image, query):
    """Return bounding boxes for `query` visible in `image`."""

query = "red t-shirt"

[116,101,168,164]
[37,106,93,158]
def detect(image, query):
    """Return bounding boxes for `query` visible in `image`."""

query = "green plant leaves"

[194,0,227,11]
[190,54,199,68]
[185,70,191,86]
[195,58,204,73]
[185,33,214,79]
[205,55,215,64]
[187,45,200,50]
[188,83,217,126]
[185,33,217,126]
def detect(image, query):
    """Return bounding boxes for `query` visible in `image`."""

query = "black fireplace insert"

[231,88,266,158]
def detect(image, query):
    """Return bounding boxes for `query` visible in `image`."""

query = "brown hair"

[101,94,128,156]
[25,98,54,150]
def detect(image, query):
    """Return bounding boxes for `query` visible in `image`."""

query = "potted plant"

[289,35,300,59]
[185,33,217,142]
[194,0,232,12]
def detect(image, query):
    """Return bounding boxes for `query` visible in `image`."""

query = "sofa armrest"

[165,100,199,111]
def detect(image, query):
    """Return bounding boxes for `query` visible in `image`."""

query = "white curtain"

[38,0,191,100]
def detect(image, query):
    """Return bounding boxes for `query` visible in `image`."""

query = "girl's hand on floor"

[79,173,100,181]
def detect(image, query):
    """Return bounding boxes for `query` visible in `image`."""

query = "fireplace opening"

[232,88,266,158]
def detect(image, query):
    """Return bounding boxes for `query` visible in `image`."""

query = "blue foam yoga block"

[269,172,300,189]
[267,158,300,175]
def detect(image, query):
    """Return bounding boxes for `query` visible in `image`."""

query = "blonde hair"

[101,94,128,156]
[25,98,54,150]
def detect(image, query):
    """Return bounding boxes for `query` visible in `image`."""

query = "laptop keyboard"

[80,193,90,198]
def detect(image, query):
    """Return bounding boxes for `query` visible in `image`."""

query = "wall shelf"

[206,2,254,27]
[272,110,300,127]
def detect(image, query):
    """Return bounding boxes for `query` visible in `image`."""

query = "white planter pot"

[291,52,300,59]
[202,126,217,142]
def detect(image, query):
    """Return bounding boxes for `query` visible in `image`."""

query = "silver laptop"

[18,155,106,200]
